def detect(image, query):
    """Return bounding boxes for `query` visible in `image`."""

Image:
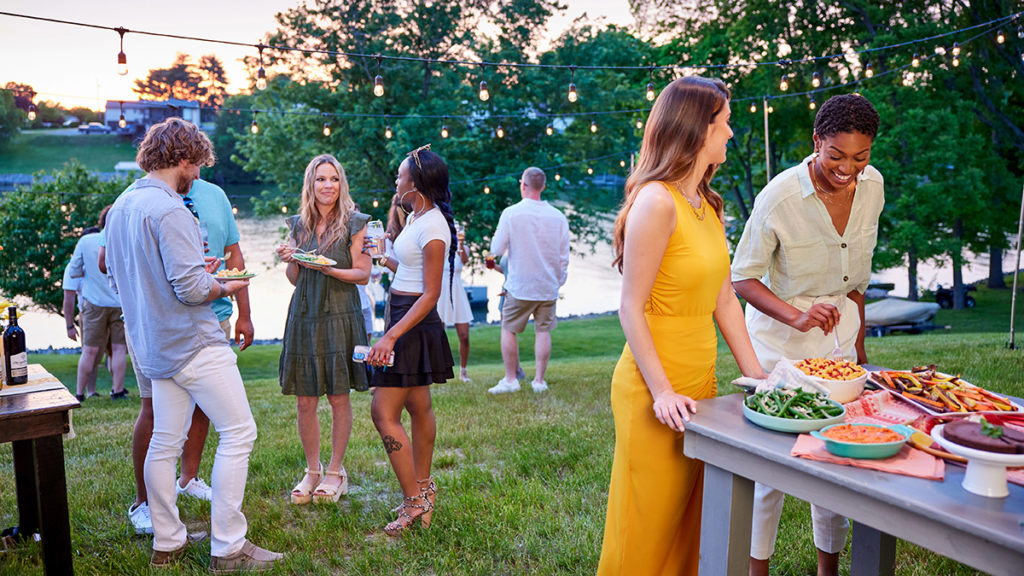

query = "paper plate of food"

[869,365,1021,416]
[215,268,257,280]
[293,252,336,267]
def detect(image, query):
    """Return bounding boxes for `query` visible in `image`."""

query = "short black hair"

[813,94,880,140]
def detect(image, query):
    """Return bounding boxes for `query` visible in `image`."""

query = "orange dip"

[822,424,902,444]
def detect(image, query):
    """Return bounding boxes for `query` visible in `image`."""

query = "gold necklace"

[688,194,706,220]
[808,162,853,207]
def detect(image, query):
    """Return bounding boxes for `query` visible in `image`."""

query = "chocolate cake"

[944,419,1024,454]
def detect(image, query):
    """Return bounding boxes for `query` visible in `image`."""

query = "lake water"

[17,216,1022,351]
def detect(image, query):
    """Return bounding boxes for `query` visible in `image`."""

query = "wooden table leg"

[33,434,74,576]
[12,439,39,535]
[698,463,754,576]
[850,521,896,576]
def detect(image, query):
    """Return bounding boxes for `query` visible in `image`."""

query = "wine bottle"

[3,306,27,385]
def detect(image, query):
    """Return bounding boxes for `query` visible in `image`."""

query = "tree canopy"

[133,53,230,108]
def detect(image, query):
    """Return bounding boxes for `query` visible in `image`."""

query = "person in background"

[493,254,526,382]
[366,144,455,536]
[487,167,569,394]
[276,154,371,505]
[731,93,884,576]
[353,203,375,341]
[105,117,281,571]
[597,76,767,575]
[437,221,473,382]
[65,207,127,401]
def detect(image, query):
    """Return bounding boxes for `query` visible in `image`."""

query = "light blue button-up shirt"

[105,177,228,379]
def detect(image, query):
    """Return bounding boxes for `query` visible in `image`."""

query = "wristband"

[66,325,75,330]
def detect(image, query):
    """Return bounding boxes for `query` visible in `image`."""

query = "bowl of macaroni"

[794,358,868,404]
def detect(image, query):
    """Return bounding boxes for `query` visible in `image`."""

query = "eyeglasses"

[183,196,199,220]
[408,143,431,170]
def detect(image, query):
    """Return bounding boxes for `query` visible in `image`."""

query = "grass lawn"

[0,131,136,174]
[1,291,1022,574]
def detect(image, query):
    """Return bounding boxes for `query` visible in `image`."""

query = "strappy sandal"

[416,477,437,528]
[290,462,322,505]
[312,466,348,503]
[384,494,432,537]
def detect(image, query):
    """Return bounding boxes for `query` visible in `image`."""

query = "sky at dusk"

[1,0,635,110]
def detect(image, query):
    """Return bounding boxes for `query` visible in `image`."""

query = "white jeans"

[750,482,849,559]
[145,345,257,557]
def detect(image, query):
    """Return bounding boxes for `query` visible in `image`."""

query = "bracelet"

[66,325,75,330]
[380,254,389,267]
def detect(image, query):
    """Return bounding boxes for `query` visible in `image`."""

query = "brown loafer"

[151,531,208,567]
[209,540,284,574]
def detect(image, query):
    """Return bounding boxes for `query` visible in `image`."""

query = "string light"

[483,185,490,194]
[27,104,36,121]
[1018,24,1024,39]
[440,124,449,138]
[635,119,643,130]
[953,54,960,67]
[811,71,821,88]
[384,125,392,139]
[495,124,504,138]
[118,101,126,129]
[567,66,578,103]
[478,64,489,101]
[912,53,920,67]
[590,120,598,133]
[554,173,561,181]
[373,56,384,97]
[115,27,128,76]
[322,122,331,137]
[545,123,553,136]
[646,66,656,101]
[864,62,874,78]
[809,95,816,110]
[250,112,259,134]
[767,103,774,114]
[996,29,1005,44]
[952,42,961,56]
[749,103,757,113]
[231,204,238,215]
[587,166,594,175]
[779,75,789,91]
[256,44,267,90]
[619,159,626,167]
[281,205,288,213]
[372,199,379,208]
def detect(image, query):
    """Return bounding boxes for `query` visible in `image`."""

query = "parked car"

[77,122,111,134]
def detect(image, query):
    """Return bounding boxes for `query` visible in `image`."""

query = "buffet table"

[683,392,1024,576]
[0,365,79,576]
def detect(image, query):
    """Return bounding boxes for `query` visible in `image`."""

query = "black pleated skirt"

[371,293,454,388]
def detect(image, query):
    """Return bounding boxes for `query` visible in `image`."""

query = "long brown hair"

[293,154,354,250]
[611,76,730,273]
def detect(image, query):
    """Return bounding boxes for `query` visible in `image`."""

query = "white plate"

[215,273,256,281]
[869,371,1022,417]
[931,424,1024,498]
[293,254,337,267]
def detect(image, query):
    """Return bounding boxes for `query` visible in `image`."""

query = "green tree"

[134,53,230,108]
[0,162,131,313]
[0,89,25,149]
[3,82,36,111]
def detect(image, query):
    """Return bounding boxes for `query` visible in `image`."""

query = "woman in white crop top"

[366,144,456,537]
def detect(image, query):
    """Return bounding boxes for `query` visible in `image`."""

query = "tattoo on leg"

[382,435,402,454]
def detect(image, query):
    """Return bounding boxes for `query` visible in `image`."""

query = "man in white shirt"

[487,167,569,394]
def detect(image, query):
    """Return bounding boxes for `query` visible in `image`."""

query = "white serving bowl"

[807,372,868,404]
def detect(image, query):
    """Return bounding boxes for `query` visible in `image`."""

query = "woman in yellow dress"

[598,76,767,575]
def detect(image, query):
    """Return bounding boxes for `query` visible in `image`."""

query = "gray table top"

[685,393,1024,554]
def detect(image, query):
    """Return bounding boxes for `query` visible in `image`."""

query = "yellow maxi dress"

[597,184,730,576]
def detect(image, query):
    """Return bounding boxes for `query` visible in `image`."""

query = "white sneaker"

[176,476,213,501]
[128,502,153,535]
[531,380,549,393]
[459,368,472,383]
[488,378,520,394]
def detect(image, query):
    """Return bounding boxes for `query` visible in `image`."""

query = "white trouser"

[145,345,257,557]
[750,482,849,559]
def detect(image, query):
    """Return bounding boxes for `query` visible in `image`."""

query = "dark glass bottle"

[4,306,27,385]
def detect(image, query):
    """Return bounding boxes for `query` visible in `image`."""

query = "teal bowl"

[810,424,913,459]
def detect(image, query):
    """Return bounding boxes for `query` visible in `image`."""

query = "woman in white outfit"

[731,94,883,576]
[436,229,472,381]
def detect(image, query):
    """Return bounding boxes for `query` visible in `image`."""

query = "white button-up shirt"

[731,156,885,370]
[490,198,570,302]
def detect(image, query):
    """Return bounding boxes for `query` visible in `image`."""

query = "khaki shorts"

[80,299,125,349]
[131,319,232,399]
[501,294,557,334]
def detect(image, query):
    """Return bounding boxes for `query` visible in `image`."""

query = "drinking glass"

[366,220,386,259]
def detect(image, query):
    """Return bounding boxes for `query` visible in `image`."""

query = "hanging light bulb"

[646,82,656,102]
[809,96,816,110]
[118,115,127,129]
[281,205,288,214]
[554,173,561,181]
[1018,25,1023,39]
[779,75,789,91]
[479,80,489,102]
[27,104,36,121]
[912,53,920,67]
[749,103,757,113]
[619,160,626,167]
[255,44,267,90]
[373,56,385,97]
[767,103,774,114]
[587,166,594,175]
[952,42,961,56]
[567,66,578,102]
[495,124,505,138]
[864,62,874,78]
[590,121,598,133]
[372,199,379,208]
[116,27,128,76]
[811,71,821,88]
[635,119,643,130]
[250,114,259,134]
[545,123,553,136]
[952,55,960,67]
[440,124,449,138]
[384,125,392,139]
[61,202,68,213]
[483,185,490,194]
[996,29,1005,44]
[231,204,238,215]
[322,122,331,137]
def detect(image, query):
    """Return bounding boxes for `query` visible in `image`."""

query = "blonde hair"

[611,76,730,273]
[136,117,215,172]
[292,154,354,251]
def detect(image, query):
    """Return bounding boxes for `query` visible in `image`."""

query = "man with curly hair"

[105,117,283,571]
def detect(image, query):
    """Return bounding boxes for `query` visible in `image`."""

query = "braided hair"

[406,147,457,302]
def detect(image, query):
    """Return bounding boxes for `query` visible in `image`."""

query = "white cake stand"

[931,424,1024,498]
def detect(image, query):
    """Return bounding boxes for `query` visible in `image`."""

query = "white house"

[103,99,202,136]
